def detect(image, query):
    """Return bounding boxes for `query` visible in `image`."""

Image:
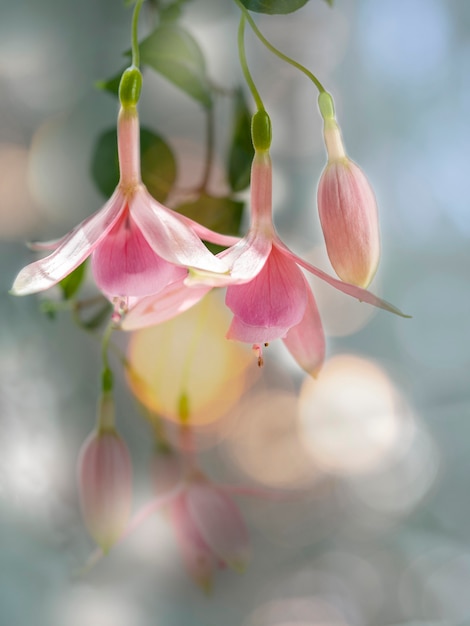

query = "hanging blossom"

[124,111,405,375]
[10,67,230,316]
[317,92,380,288]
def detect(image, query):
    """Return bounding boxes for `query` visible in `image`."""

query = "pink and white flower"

[187,147,405,376]
[10,102,229,313]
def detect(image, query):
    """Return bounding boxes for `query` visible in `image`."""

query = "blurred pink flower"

[169,469,250,591]
[77,393,132,553]
[317,93,380,288]
[10,104,228,313]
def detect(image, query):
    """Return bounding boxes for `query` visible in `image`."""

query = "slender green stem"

[234,0,326,94]
[238,14,265,111]
[131,0,145,67]
[101,322,115,392]
[198,104,215,193]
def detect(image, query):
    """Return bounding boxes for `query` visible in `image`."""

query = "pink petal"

[226,315,290,343]
[171,493,215,590]
[177,213,240,247]
[11,190,125,295]
[91,210,182,298]
[275,238,410,318]
[186,482,250,573]
[130,191,229,275]
[121,274,211,330]
[225,245,307,329]
[282,276,325,377]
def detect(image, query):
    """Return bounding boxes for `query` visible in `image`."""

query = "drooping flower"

[10,67,228,314]
[317,92,380,288]
[77,392,132,553]
[169,469,250,591]
[187,110,406,375]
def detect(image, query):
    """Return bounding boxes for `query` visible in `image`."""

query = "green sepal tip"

[119,66,143,108]
[318,91,335,121]
[251,110,272,151]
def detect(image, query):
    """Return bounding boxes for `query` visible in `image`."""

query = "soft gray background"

[1,0,469,625]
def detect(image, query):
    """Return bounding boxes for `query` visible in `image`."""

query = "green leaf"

[175,194,244,252]
[139,24,213,108]
[227,88,254,193]
[59,261,87,300]
[239,0,310,14]
[91,127,177,202]
[95,67,125,99]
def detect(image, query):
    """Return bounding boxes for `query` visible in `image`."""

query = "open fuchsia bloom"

[184,110,405,375]
[169,469,250,591]
[10,67,229,315]
[317,92,381,288]
[78,392,132,553]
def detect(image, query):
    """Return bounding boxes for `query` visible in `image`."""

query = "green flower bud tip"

[119,66,142,108]
[318,91,335,121]
[251,110,272,152]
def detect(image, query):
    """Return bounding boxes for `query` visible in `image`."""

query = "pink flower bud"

[318,119,380,289]
[78,401,132,552]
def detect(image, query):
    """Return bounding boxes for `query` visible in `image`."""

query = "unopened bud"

[318,119,380,288]
[78,415,132,552]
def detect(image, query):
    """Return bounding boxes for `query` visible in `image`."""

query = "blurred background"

[1,0,469,624]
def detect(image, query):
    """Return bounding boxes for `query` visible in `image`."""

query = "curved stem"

[131,0,145,67]
[238,14,265,111]
[101,322,115,392]
[234,0,326,94]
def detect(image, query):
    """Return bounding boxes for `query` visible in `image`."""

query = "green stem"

[131,0,145,67]
[101,322,115,392]
[238,14,265,111]
[198,103,215,193]
[234,0,326,94]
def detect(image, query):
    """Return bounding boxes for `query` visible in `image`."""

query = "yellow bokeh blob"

[127,291,255,426]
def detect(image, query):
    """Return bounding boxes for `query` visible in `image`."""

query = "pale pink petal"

[282,276,325,377]
[171,493,215,590]
[92,211,182,298]
[226,315,290,344]
[130,191,229,275]
[11,190,125,295]
[226,246,307,329]
[274,238,410,318]
[121,274,211,330]
[186,482,250,572]
[185,229,273,288]
[177,213,240,247]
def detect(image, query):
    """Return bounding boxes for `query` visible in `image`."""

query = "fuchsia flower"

[10,67,228,313]
[78,393,132,553]
[317,92,380,288]
[185,111,405,375]
[168,469,250,591]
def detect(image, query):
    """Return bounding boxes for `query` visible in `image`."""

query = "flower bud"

[317,100,380,288]
[78,399,132,552]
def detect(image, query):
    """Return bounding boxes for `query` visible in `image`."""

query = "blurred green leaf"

[175,194,244,252]
[91,127,177,202]
[239,0,310,14]
[95,68,125,99]
[139,24,213,108]
[227,88,254,193]
[59,261,87,300]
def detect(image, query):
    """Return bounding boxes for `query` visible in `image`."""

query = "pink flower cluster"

[11,91,403,375]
